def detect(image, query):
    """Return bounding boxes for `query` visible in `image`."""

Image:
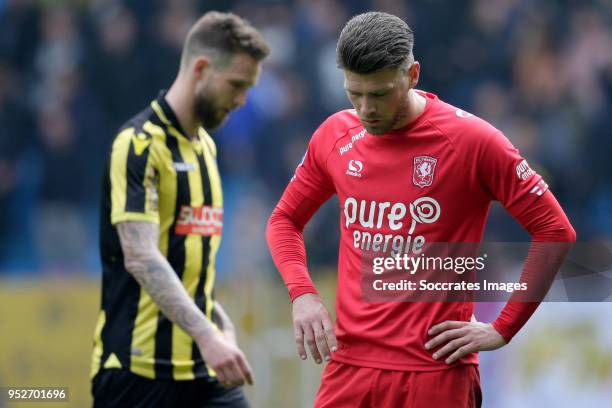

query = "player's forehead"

[217,52,261,85]
[343,68,401,93]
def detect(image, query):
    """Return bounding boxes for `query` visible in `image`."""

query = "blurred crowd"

[0,0,611,275]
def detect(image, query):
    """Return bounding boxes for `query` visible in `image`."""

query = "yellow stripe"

[144,122,176,237]
[200,133,223,378]
[171,139,204,380]
[90,310,106,379]
[129,125,171,380]
[199,129,217,157]
[143,134,156,216]
[103,352,122,369]
[112,212,159,224]
[110,128,135,224]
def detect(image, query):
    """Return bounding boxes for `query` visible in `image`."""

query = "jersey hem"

[111,212,160,225]
[331,353,479,372]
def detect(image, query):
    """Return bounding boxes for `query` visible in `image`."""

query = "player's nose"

[359,97,376,116]
[234,91,247,109]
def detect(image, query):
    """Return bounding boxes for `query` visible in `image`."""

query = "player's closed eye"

[230,81,247,90]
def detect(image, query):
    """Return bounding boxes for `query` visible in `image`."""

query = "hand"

[292,293,337,364]
[425,320,506,364]
[196,332,254,388]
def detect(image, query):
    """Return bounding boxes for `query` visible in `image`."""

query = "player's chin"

[364,125,388,135]
[204,114,228,131]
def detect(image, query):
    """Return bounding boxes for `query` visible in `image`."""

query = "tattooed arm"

[117,221,253,386]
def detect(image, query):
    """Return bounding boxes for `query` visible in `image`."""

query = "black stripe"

[191,236,210,378]
[125,130,151,213]
[153,133,190,379]
[100,154,142,372]
[191,150,214,377]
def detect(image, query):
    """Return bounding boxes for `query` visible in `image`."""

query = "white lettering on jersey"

[516,159,535,181]
[346,160,363,177]
[344,197,441,256]
[339,129,366,155]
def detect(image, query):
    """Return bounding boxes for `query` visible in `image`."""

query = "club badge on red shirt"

[413,155,438,188]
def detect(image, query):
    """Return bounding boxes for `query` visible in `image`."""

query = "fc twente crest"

[413,156,437,188]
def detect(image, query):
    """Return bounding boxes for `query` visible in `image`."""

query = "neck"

[392,89,426,130]
[165,75,199,138]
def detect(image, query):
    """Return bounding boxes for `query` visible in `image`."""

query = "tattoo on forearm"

[117,221,213,340]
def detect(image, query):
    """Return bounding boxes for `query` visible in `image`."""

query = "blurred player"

[266,11,575,407]
[91,11,269,408]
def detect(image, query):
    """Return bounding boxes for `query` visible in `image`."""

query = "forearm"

[492,191,576,342]
[267,206,318,301]
[129,252,215,339]
[118,222,215,342]
[492,241,572,342]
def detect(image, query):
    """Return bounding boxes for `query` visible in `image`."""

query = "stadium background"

[0,0,611,406]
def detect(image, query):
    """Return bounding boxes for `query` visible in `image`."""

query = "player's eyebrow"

[345,80,396,95]
[229,79,253,88]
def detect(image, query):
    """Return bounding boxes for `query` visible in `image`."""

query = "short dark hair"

[181,11,270,69]
[336,12,414,74]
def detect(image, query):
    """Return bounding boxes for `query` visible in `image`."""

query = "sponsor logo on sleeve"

[529,179,549,196]
[515,159,535,181]
[455,109,474,118]
[290,149,308,182]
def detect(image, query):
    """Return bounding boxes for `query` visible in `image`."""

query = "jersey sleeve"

[110,127,159,224]
[477,130,547,215]
[475,128,576,342]
[290,121,336,203]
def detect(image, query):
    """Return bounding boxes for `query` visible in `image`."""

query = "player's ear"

[192,56,211,80]
[408,61,420,89]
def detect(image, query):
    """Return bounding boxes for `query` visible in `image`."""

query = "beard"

[362,115,399,135]
[361,96,410,135]
[364,121,393,135]
[194,91,227,130]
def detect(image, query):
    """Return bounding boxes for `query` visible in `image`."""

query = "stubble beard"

[194,91,225,131]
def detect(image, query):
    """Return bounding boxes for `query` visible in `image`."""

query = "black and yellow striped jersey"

[91,92,223,381]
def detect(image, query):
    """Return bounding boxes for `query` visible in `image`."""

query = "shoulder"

[110,105,162,160]
[115,103,172,143]
[198,128,217,157]
[311,109,363,151]
[424,94,504,150]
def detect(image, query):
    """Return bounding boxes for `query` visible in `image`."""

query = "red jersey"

[275,91,557,371]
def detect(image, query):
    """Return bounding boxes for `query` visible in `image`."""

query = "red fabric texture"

[313,361,482,408]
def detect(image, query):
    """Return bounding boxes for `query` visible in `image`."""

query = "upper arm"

[117,221,160,267]
[289,123,336,204]
[477,130,547,216]
[110,127,159,225]
[475,130,575,240]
